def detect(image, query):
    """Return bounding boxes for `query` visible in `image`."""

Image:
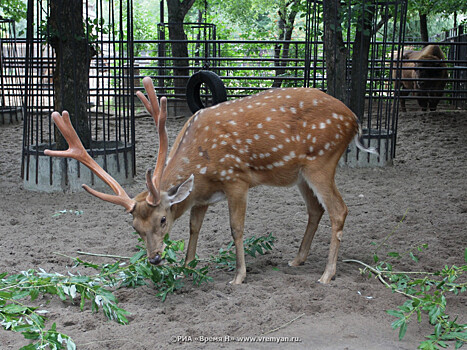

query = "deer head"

[45,77,192,265]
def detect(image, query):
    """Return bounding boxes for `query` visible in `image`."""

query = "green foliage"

[210,233,277,270]
[0,0,27,23]
[1,232,276,348]
[52,209,84,217]
[349,212,466,350]
[38,16,109,53]
[381,259,466,349]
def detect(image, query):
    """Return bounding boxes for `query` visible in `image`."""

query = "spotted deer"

[45,77,377,285]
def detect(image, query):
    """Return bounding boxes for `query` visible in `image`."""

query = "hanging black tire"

[186,70,227,114]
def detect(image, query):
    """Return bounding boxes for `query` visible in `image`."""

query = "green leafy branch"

[209,233,277,271]
[1,233,277,349]
[344,211,466,350]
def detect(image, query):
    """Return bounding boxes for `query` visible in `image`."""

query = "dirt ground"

[1,102,466,350]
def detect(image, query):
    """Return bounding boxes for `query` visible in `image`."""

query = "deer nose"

[148,254,162,265]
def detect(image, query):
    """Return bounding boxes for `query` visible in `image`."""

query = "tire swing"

[186,70,227,114]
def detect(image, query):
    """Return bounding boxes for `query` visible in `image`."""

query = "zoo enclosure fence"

[2,0,466,187]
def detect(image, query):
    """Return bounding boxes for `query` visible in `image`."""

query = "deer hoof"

[288,259,305,267]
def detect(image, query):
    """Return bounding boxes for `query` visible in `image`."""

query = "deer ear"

[167,174,194,206]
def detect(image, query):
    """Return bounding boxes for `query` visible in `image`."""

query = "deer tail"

[354,124,379,156]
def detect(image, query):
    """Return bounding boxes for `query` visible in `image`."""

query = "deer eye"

[161,216,167,226]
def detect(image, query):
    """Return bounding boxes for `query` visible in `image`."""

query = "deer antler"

[44,111,136,213]
[136,77,168,206]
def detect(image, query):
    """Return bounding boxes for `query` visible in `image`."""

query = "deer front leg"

[185,205,209,266]
[225,182,249,285]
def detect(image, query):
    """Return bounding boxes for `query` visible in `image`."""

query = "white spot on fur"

[257,123,263,128]
[254,134,260,140]
[200,167,207,174]
[319,123,326,129]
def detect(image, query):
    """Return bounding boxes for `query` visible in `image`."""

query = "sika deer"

[45,77,377,285]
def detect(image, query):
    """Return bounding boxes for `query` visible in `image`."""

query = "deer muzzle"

[148,254,162,265]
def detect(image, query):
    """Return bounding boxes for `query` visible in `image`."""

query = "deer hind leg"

[301,168,348,284]
[224,181,249,285]
[185,205,209,267]
[288,178,325,267]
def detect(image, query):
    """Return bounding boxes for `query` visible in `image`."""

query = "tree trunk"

[166,0,196,97]
[322,0,348,103]
[273,3,298,88]
[419,12,429,42]
[349,2,376,120]
[49,0,93,150]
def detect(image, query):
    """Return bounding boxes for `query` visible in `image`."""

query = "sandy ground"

[0,102,466,350]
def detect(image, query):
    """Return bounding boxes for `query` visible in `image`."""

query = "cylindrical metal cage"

[21,0,136,192]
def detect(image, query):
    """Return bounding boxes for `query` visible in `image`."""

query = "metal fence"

[396,27,467,111]
[0,19,24,124]
[2,0,465,175]
[21,0,135,192]
[135,0,409,166]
